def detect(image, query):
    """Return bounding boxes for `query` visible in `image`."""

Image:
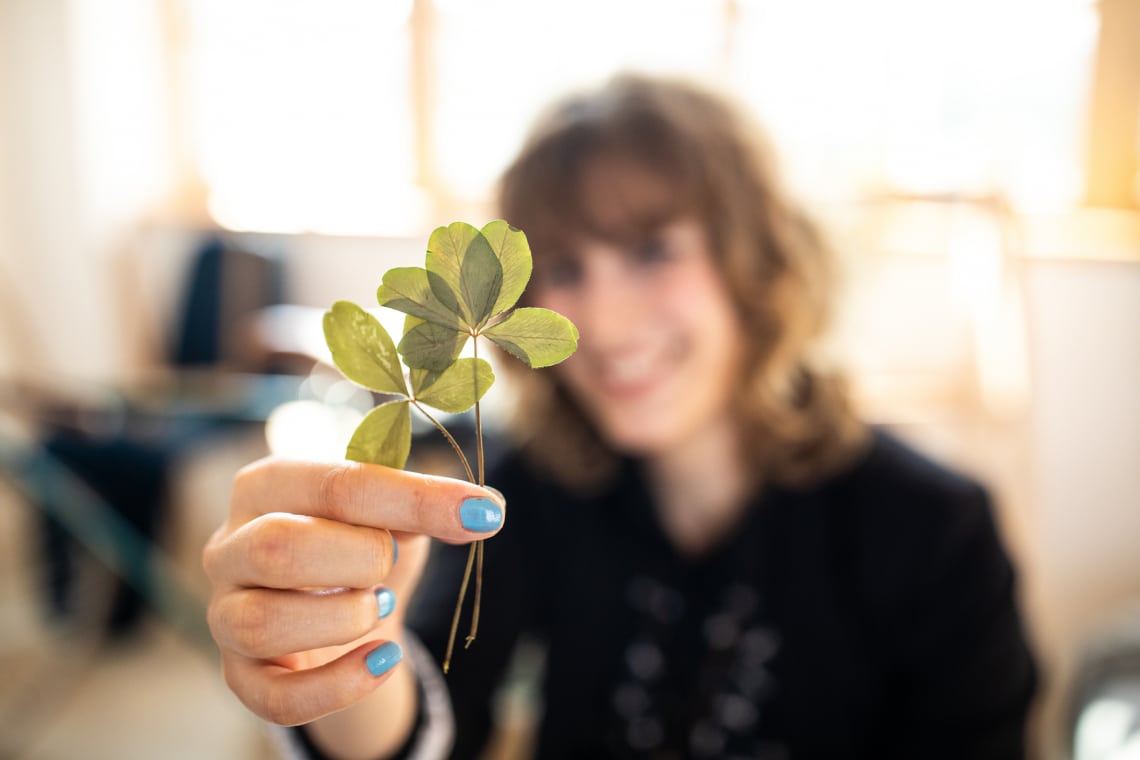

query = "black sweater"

[404,430,1037,759]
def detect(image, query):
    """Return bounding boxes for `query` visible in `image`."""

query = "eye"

[536,257,583,288]
[633,236,671,265]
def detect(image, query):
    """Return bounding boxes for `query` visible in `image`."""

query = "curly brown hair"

[495,73,866,491]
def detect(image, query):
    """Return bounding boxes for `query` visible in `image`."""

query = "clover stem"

[442,337,490,670]
[443,542,477,674]
[468,337,486,646]
[411,401,475,484]
[474,340,485,487]
[466,540,484,648]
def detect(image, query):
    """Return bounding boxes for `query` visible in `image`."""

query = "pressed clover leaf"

[346,399,412,469]
[323,219,578,673]
[411,358,495,414]
[400,320,468,372]
[483,307,579,368]
[480,220,533,316]
[376,267,463,329]
[323,301,409,396]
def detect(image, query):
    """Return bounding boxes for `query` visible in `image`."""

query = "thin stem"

[467,337,486,647]
[416,397,476,672]
[465,539,484,648]
[411,401,475,484]
[442,542,477,674]
[474,340,485,487]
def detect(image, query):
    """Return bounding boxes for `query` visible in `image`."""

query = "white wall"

[1024,258,1140,750]
[0,0,169,386]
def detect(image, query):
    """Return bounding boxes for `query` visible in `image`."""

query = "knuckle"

[232,594,274,656]
[317,463,362,523]
[403,472,441,533]
[205,597,225,639]
[200,540,221,583]
[263,683,306,726]
[221,658,273,721]
[369,529,393,580]
[247,516,298,581]
[209,593,273,657]
[220,654,309,727]
[351,591,380,638]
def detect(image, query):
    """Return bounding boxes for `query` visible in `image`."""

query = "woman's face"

[530,210,747,459]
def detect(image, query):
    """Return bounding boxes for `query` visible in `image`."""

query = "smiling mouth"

[593,349,673,399]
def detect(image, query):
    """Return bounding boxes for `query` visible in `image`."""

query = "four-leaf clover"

[322,220,578,671]
[323,220,577,471]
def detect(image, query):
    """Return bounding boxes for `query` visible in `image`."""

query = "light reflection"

[265,399,364,461]
[1075,697,1140,760]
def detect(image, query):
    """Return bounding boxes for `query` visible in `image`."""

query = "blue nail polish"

[460,497,503,532]
[365,641,402,677]
[392,538,398,565]
[375,588,396,619]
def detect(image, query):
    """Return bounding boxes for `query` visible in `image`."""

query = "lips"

[588,342,679,402]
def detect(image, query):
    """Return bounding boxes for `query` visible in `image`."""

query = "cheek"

[550,348,592,399]
[673,276,747,387]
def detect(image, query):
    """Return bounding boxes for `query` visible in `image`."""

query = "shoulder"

[835,428,987,506]
[817,429,1009,608]
[826,428,992,535]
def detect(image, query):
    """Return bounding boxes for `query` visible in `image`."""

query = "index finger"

[230,458,505,543]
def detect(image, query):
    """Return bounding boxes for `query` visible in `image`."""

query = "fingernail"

[460,497,503,533]
[392,537,398,565]
[375,588,396,619]
[365,641,402,677]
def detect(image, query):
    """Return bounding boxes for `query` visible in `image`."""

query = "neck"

[645,417,751,556]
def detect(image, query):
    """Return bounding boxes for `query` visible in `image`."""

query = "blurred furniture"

[1,233,303,642]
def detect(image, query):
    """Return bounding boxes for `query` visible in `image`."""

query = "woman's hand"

[202,457,505,731]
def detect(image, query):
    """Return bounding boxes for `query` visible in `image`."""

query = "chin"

[596,418,680,458]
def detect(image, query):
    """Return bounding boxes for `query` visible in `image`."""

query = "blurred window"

[183,0,422,235]
[177,0,1105,235]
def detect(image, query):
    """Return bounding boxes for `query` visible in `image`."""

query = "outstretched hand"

[202,457,505,727]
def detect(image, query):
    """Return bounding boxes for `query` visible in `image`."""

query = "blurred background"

[0,0,1138,758]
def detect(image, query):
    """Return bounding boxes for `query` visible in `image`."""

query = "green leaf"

[425,222,478,310]
[398,321,467,372]
[425,222,503,328]
[481,220,533,314]
[482,307,580,368]
[412,357,495,414]
[376,267,462,328]
[459,233,503,327]
[345,399,412,469]
[322,301,408,396]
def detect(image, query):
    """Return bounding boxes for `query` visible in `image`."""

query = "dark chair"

[34,233,289,638]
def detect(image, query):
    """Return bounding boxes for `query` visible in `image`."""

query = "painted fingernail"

[460,497,503,533]
[375,588,396,619]
[392,537,398,565]
[365,641,402,677]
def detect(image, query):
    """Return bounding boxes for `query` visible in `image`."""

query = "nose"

[570,256,647,354]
